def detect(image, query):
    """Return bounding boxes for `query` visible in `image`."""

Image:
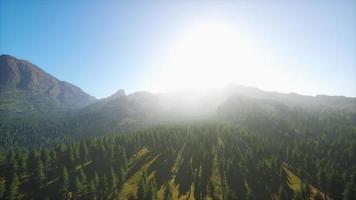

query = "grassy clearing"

[156,144,194,200]
[283,164,331,200]
[74,160,92,170]
[283,165,302,192]
[127,147,150,168]
[157,179,195,200]
[171,143,185,174]
[210,143,223,200]
[119,148,159,200]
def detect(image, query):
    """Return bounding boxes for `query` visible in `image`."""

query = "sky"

[1,0,355,98]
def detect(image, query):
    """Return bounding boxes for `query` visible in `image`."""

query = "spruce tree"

[293,190,303,200]
[110,167,117,189]
[78,168,87,183]
[59,167,69,200]
[73,177,82,199]
[0,180,5,199]
[246,187,256,200]
[343,182,356,200]
[89,179,96,199]
[300,180,310,199]
[138,179,146,200]
[278,185,288,200]
[6,172,19,200]
[34,157,46,189]
[314,192,323,200]
[208,181,215,199]
[163,183,172,200]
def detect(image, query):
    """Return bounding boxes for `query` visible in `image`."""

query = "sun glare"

[151,22,277,92]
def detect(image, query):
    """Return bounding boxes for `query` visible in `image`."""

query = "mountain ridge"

[0,54,355,149]
[0,54,96,115]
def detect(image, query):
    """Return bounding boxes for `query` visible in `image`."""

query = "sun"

[150,22,279,92]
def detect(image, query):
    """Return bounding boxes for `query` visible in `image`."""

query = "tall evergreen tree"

[314,192,323,200]
[343,182,356,200]
[109,167,117,190]
[89,179,96,200]
[6,172,19,200]
[0,180,5,200]
[246,187,256,200]
[138,178,146,200]
[163,183,172,200]
[300,180,310,199]
[34,157,46,189]
[59,166,69,200]
[278,185,288,200]
[73,177,82,199]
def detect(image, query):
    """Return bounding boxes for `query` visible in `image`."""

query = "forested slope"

[1,124,355,200]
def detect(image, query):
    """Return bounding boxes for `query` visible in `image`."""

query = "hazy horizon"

[1,0,355,98]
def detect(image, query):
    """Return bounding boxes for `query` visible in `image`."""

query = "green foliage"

[0,122,355,199]
[343,182,356,200]
[0,180,5,199]
[6,172,19,200]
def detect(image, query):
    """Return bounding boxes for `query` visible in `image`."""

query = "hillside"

[0,55,96,115]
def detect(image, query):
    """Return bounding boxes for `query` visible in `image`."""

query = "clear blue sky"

[1,0,355,98]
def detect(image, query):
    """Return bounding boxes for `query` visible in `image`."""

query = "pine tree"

[163,183,172,200]
[278,185,288,200]
[94,172,100,186]
[226,188,238,200]
[0,180,5,199]
[343,182,356,200]
[117,166,124,187]
[150,178,158,200]
[77,168,86,182]
[194,171,201,200]
[59,167,69,200]
[208,181,215,199]
[101,174,108,197]
[314,192,323,200]
[145,183,153,200]
[79,142,89,162]
[110,167,117,189]
[28,150,39,175]
[78,168,87,197]
[300,180,310,199]
[246,185,256,200]
[293,190,303,200]
[89,179,96,199]
[66,148,75,169]
[73,177,82,199]
[6,160,18,182]
[6,172,19,200]
[138,179,146,200]
[128,193,135,200]
[34,157,46,189]
[41,148,51,170]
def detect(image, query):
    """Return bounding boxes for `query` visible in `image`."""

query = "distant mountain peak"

[106,89,126,100]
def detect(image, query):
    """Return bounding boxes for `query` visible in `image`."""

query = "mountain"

[63,85,355,138]
[0,55,355,148]
[0,55,96,115]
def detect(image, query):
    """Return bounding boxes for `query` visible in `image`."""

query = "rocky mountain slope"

[0,55,96,115]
